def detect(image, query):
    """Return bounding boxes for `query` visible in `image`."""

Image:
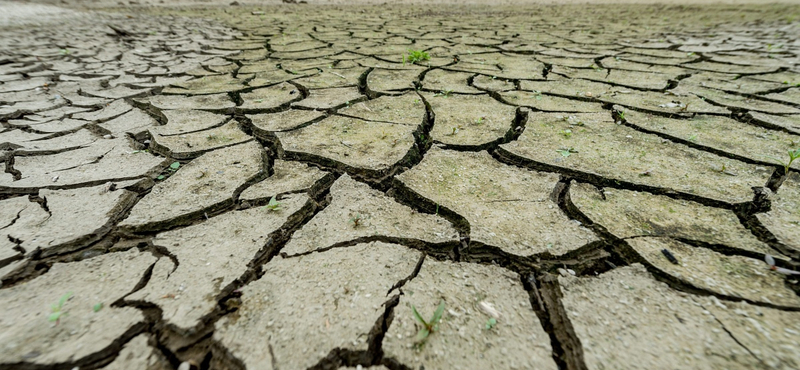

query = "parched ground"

[1,1,800,369]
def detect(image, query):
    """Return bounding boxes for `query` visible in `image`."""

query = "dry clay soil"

[1,1,800,370]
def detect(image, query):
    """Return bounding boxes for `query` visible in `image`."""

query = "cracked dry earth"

[2,2,800,370]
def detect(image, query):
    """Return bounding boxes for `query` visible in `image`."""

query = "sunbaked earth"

[1,1,799,369]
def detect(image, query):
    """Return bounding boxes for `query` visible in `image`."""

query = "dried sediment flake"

[757,176,800,253]
[0,137,163,192]
[277,115,417,172]
[569,183,772,255]
[623,110,800,170]
[129,194,309,331]
[628,237,800,308]
[282,175,456,255]
[150,120,252,159]
[383,258,557,370]
[5,184,137,257]
[239,160,328,202]
[398,148,596,256]
[120,141,265,232]
[500,112,770,203]
[424,92,518,147]
[0,249,156,364]
[214,242,421,370]
[560,264,763,370]
[100,334,170,370]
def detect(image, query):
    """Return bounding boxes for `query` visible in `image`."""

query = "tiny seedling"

[412,300,446,348]
[157,162,181,181]
[49,292,73,324]
[403,49,430,65]
[93,303,103,312]
[264,196,282,211]
[617,110,626,122]
[556,147,578,157]
[765,148,800,175]
[448,126,463,136]
[349,213,364,228]
[485,317,497,330]
[561,129,573,138]
[434,89,453,98]
[765,255,800,275]
[474,117,485,125]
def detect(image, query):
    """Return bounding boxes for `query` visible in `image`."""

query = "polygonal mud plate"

[99,334,170,370]
[499,91,604,113]
[120,141,265,232]
[282,175,456,255]
[472,75,515,91]
[696,296,800,369]
[98,109,157,137]
[623,110,800,170]
[383,258,557,370]
[499,112,771,204]
[276,115,417,173]
[559,264,764,370]
[0,249,156,365]
[238,82,299,112]
[687,86,800,115]
[292,86,364,110]
[5,183,137,258]
[149,120,252,159]
[214,242,421,370]
[421,69,481,94]
[569,183,773,255]
[757,175,800,253]
[128,194,309,332]
[292,68,366,89]
[151,109,228,136]
[166,74,251,95]
[397,148,597,256]
[337,92,425,126]
[0,138,164,192]
[246,109,325,138]
[240,160,328,202]
[145,93,235,111]
[597,89,729,115]
[748,112,800,135]
[423,93,517,147]
[366,67,424,93]
[628,237,800,308]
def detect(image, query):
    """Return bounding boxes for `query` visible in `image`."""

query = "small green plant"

[93,303,103,312]
[485,317,497,330]
[556,147,578,157]
[766,148,800,175]
[561,129,573,138]
[403,49,430,65]
[49,292,73,324]
[412,300,445,348]
[349,213,364,228]
[58,49,70,55]
[264,196,282,211]
[434,89,453,98]
[474,117,485,125]
[157,162,181,181]
[617,110,625,122]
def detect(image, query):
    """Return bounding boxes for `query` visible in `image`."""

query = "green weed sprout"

[766,148,800,175]
[434,89,453,98]
[264,196,282,211]
[412,300,445,348]
[403,49,430,65]
[349,213,364,228]
[49,292,73,324]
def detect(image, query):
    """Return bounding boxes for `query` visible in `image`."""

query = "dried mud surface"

[1,2,800,370]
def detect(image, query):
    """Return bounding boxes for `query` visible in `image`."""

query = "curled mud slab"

[2,3,800,369]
